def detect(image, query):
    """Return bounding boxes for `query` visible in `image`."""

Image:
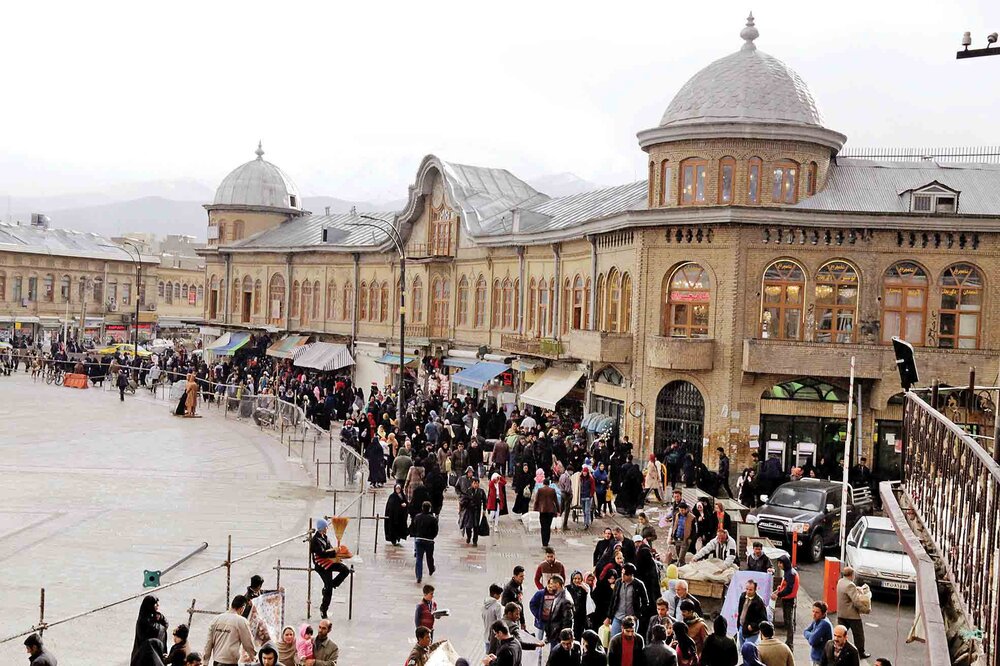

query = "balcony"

[646,336,715,370]
[501,334,564,359]
[742,338,1000,385]
[405,242,451,258]
[566,329,632,364]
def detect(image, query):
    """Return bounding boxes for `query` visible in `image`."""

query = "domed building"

[199,16,1000,497]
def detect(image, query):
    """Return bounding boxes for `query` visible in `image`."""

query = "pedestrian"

[873,659,892,666]
[803,601,834,666]
[546,628,582,666]
[411,501,439,584]
[310,518,351,619]
[407,626,434,666]
[678,599,709,656]
[415,584,439,633]
[503,566,528,629]
[716,447,733,498]
[488,472,509,530]
[275,626,297,666]
[819,625,860,666]
[771,555,799,647]
[691,528,737,566]
[605,563,649,637]
[535,547,568,590]
[165,624,190,666]
[295,625,314,663]
[756,621,794,666]
[118,367,130,401]
[835,567,870,659]
[607,615,644,666]
[384,483,409,546]
[534,479,560,548]
[131,638,167,666]
[529,574,575,664]
[580,630,607,666]
[671,621,699,666]
[565,571,591,641]
[488,620,524,666]
[645,598,672,644]
[667,502,694,566]
[133,595,169,662]
[643,623,677,666]
[311,619,340,665]
[745,541,774,573]
[184,372,198,416]
[23,634,57,666]
[513,462,534,515]
[669,580,702,621]
[740,641,767,666]
[578,465,596,529]
[700,615,738,666]
[643,453,666,503]
[460,476,488,546]
[184,653,202,666]
[202,596,256,665]
[736,580,768,646]
[242,574,280,618]
[484,583,506,653]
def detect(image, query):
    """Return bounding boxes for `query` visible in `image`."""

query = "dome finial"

[740,12,759,51]
[255,141,264,160]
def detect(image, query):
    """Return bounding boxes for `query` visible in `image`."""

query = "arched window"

[806,162,818,196]
[596,274,607,332]
[158,281,165,298]
[569,276,585,330]
[771,160,799,204]
[432,278,449,331]
[491,279,501,328]
[411,277,423,323]
[680,158,708,204]
[174,283,182,300]
[380,281,389,322]
[584,277,592,330]
[291,280,301,317]
[659,160,671,206]
[765,377,848,401]
[60,275,71,302]
[939,263,983,349]
[761,260,805,340]
[326,280,336,319]
[253,280,262,314]
[300,279,311,324]
[368,281,378,322]
[814,261,859,343]
[596,366,625,386]
[240,276,253,322]
[456,276,469,326]
[313,280,321,321]
[527,278,537,333]
[196,285,203,303]
[561,278,571,335]
[166,281,175,305]
[881,262,928,346]
[341,281,352,321]
[718,156,736,204]
[232,220,245,241]
[475,275,487,328]
[514,278,521,329]
[268,274,285,323]
[620,273,632,334]
[41,274,54,302]
[0,271,6,302]
[502,278,513,330]
[747,157,762,204]
[535,278,548,336]
[358,280,368,321]
[666,263,711,337]
[606,269,621,332]
[648,161,655,205]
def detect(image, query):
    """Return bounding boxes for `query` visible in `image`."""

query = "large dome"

[638,15,845,151]
[212,143,302,211]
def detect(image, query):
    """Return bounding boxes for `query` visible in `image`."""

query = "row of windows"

[157,281,202,305]
[662,259,985,349]
[0,272,149,306]
[650,157,818,207]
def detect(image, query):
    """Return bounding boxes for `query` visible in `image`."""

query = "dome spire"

[255,141,264,160]
[740,12,759,51]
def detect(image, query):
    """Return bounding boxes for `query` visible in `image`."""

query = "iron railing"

[903,390,1000,665]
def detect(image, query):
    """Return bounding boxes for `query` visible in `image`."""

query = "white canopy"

[519,367,584,410]
[293,342,354,371]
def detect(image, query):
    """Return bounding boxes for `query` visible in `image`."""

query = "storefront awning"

[208,331,251,355]
[451,361,510,390]
[13,316,40,324]
[293,342,354,371]
[266,334,310,359]
[512,358,545,373]
[376,353,420,367]
[519,367,584,410]
[442,357,476,369]
[39,317,62,329]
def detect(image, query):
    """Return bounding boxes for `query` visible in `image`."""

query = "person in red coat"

[487,473,508,529]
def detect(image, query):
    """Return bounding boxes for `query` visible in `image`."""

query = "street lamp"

[352,213,407,429]
[103,240,144,366]
[957,31,1000,59]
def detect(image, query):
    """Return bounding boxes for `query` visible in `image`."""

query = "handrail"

[906,391,1000,481]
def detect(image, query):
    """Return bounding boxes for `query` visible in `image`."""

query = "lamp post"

[354,214,406,429]
[104,241,143,365]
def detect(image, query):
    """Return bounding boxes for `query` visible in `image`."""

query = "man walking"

[23,634,57,666]
[756,621,794,666]
[836,567,870,659]
[772,555,799,647]
[203,595,257,665]
[819,625,860,666]
[716,446,733,498]
[310,518,351,619]
[529,574,575,665]
[534,478,559,548]
[411,501,439,584]
[605,563,649,637]
[406,626,432,666]
[502,566,528,629]
[736,580,768,646]
[534,547,567,590]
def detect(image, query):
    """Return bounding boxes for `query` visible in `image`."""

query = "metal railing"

[902,390,1000,665]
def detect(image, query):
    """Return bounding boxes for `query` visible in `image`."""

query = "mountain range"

[2,172,604,241]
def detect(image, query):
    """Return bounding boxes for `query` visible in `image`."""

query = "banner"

[240,590,284,662]
[719,570,773,637]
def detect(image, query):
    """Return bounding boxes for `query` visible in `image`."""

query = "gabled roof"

[0,222,158,263]
[507,181,648,236]
[230,210,395,250]
[794,159,1000,215]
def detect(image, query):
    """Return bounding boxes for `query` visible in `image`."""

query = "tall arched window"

[313,280,321,321]
[747,157,762,204]
[680,158,708,205]
[432,278,449,331]
[174,283,182,300]
[326,281,336,319]
[240,276,253,322]
[268,274,285,324]
[648,161,655,205]
[939,263,983,349]
[606,269,621,332]
[196,285,203,303]
[761,260,805,340]
[0,271,6,302]
[166,281,174,304]
[514,278,521,329]
[881,262,928,346]
[571,275,585,330]
[620,273,632,334]
[596,274,606,332]
[251,280,260,314]
[368,281,379,322]
[358,281,367,320]
[806,162,818,196]
[379,281,389,322]
[232,220,245,241]
[659,160,671,206]
[666,263,711,337]
[474,276,487,328]
[60,275,71,302]
[535,278,548,336]
[501,278,513,330]
[814,261,859,343]
[411,277,424,323]
[158,281,165,298]
[527,278,537,333]
[584,278,592,330]
[772,160,799,204]
[341,281,352,321]
[290,281,301,317]
[456,276,469,326]
[300,280,312,325]
[718,156,736,204]
[561,278,572,335]
[43,274,54,302]
[491,279,502,328]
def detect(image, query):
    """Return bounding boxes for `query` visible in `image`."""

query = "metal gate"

[654,380,705,461]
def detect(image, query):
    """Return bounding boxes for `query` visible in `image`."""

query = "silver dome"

[212,143,302,210]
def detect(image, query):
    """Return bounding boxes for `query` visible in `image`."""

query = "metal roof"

[233,210,395,250]
[0,222,158,263]
[794,158,1000,215]
[438,160,549,235]
[213,143,302,211]
[516,181,648,234]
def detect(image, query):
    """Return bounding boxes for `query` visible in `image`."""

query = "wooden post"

[225,535,232,604]
[187,598,196,627]
[306,519,313,620]
[38,588,45,637]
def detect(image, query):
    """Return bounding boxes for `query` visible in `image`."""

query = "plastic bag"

[856,584,873,614]
[598,623,611,649]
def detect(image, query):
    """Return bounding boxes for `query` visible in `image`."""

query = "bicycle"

[44,366,64,386]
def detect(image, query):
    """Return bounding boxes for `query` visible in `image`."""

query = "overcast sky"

[1,0,998,201]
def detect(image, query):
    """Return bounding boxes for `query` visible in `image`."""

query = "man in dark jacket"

[633,537,660,623]
[487,620,524,666]
[819,624,861,666]
[411,501,439,584]
[310,518,351,619]
[736,579,768,645]
[607,616,645,666]
[534,479,560,548]
[501,566,527,630]
[23,634,57,666]
[546,628,582,666]
[642,624,677,666]
[528,575,575,648]
[606,564,649,637]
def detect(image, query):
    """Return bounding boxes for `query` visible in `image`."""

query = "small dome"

[213,142,302,210]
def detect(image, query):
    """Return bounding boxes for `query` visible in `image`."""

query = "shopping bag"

[598,623,611,649]
[478,515,491,537]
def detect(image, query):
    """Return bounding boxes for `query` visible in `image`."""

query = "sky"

[1,0,998,201]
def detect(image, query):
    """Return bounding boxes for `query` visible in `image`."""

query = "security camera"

[988,32,998,45]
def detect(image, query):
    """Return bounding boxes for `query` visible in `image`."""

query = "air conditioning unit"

[146,303,157,311]
[107,302,118,312]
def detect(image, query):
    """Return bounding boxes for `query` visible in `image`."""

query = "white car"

[845,516,916,594]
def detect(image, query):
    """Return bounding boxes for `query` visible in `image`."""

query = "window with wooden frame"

[606,269,621,332]
[881,261,928,346]
[806,162,818,196]
[60,275,71,302]
[583,277,591,330]
[620,273,632,334]
[648,161,655,205]
[814,261,859,343]
[475,276,487,328]
[747,157,762,204]
[368,282,379,322]
[431,278,449,331]
[939,263,983,349]
[501,278,513,330]
[761,260,805,340]
[562,277,571,335]
[659,160,671,206]
[665,263,711,338]
[572,275,585,330]
[680,158,708,205]
[325,281,335,319]
[718,157,736,204]
[491,279,501,328]
[771,161,799,204]
[253,280,262,315]
[514,278,520,329]
[527,278,537,333]
[411,277,423,323]
[313,281,321,321]
[536,278,548,336]
[456,276,469,326]
[596,274,606,332]
[429,203,453,256]
[268,274,285,323]
[341,282,352,321]
[301,281,313,325]
[357,281,367,320]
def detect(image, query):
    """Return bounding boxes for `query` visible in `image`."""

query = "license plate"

[882,581,908,590]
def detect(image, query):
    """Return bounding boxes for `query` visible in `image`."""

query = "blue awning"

[451,361,510,390]
[212,331,251,356]
[442,357,476,369]
[376,353,420,366]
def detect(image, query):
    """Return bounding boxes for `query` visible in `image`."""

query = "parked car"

[746,479,874,562]
[845,516,915,594]
[96,343,152,357]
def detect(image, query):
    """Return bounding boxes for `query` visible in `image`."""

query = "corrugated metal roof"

[0,222,157,262]
[517,181,648,234]
[439,161,549,234]
[795,158,1000,215]
[233,210,395,249]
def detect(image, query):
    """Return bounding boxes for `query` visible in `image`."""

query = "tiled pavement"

[0,374,901,664]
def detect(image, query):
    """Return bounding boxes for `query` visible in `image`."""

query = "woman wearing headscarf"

[566,570,590,640]
[384,483,409,546]
[404,463,426,504]
[740,641,766,666]
[184,372,199,416]
[512,462,532,515]
[365,437,386,488]
[132,595,168,663]
[486,472,507,529]
[131,638,166,666]
[164,624,189,665]
[580,629,608,666]
[276,625,298,666]
[700,616,738,666]
[672,621,700,666]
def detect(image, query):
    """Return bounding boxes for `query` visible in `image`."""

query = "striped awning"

[293,342,354,371]
[442,357,476,369]
[266,334,310,359]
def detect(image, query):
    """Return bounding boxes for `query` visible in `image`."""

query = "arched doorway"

[654,380,705,461]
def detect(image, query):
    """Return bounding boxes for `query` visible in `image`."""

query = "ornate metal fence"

[903,390,1000,665]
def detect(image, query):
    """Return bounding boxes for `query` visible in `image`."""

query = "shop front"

[105,323,128,343]
[519,364,586,424]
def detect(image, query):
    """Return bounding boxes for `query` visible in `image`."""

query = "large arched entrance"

[654,380,705,461]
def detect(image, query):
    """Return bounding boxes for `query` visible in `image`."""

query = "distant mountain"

[5,179,215,214]
[301,196,408,215]
[528,172,606,198]
[10,197,207,239]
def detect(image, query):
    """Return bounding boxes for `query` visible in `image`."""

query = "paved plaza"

[0,374,922,665]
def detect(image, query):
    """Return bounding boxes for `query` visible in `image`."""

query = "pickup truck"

[745,479,874,562]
